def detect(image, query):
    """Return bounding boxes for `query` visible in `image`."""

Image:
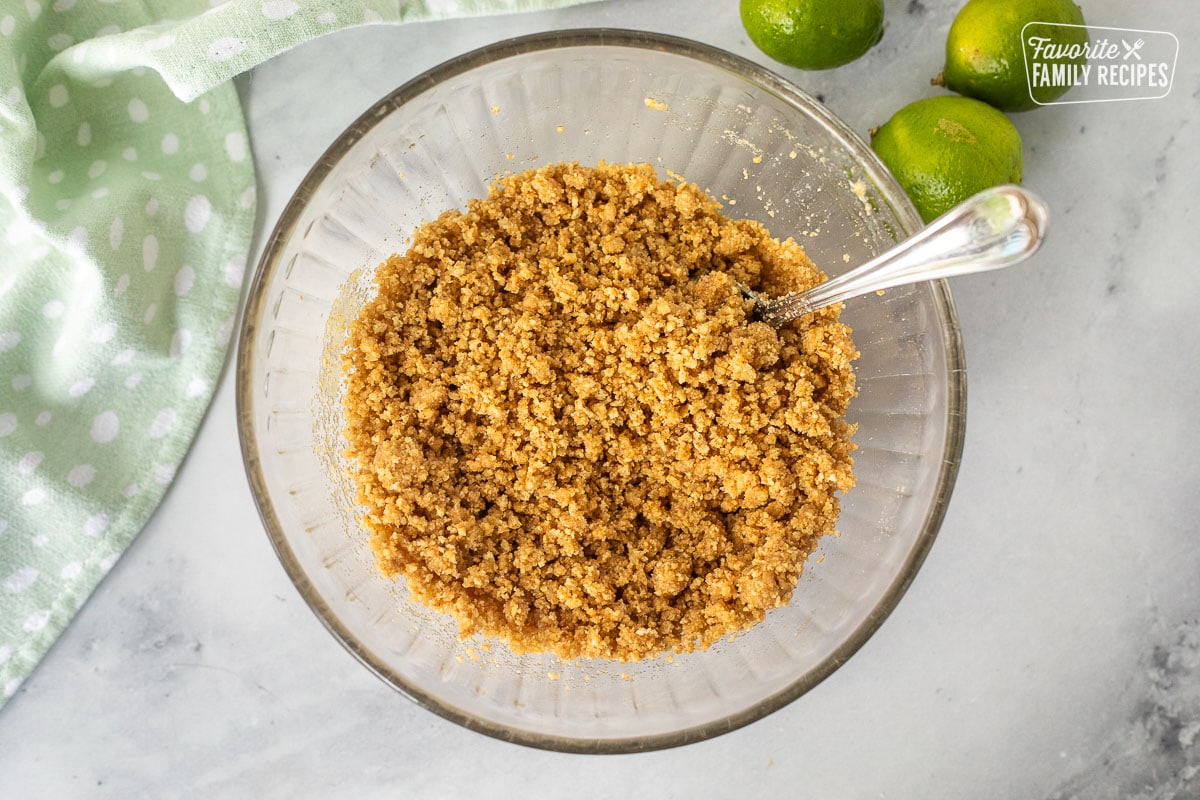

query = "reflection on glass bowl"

[236,29,965,753]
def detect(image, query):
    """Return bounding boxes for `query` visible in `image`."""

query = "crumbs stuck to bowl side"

[235,29,964,753]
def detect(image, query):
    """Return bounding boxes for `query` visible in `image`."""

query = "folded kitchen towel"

[0,0,601,709]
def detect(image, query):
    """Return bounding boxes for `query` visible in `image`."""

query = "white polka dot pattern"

[0,0,598,714]
[0,0,262,710]
[206,37,245,61]
[261,0,298,21]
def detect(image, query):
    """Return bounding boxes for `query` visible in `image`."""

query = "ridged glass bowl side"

[236,30,964,753]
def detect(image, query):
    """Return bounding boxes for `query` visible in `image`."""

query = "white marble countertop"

[3,0,1198,796]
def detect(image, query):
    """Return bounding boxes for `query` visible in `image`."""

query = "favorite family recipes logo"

[1022,23,1179,105]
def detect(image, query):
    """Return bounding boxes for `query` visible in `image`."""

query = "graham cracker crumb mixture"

[342,162,857,661]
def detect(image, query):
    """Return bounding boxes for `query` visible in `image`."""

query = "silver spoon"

[741,184,1049,327]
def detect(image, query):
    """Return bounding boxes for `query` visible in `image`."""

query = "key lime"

[740,0,885,71]
[871,96,1023,223]
[939,0,1087,112]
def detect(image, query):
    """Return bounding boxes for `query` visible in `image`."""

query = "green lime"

[940,0,1087,112]
[740,0,885,71]
[871,96,1023,223]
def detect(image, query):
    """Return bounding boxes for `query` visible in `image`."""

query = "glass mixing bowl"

[236,29,965,753]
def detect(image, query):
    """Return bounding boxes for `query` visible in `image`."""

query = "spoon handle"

[757,184,1049,326]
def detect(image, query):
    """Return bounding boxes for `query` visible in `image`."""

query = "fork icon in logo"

[1122,38,1145,60]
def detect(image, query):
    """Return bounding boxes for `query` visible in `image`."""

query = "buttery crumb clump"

[342,162,857,662]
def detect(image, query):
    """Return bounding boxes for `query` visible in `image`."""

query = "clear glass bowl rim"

[235,27,967,754]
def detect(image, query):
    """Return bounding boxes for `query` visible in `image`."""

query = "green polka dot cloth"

[0,0,599,707]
